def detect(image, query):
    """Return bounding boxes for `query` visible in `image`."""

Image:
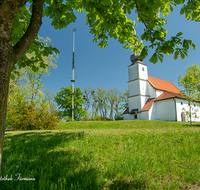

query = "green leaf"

[186,12,191,20]
[188,40,196,50]
[183,39,189,50]
[174,50,179,60]
[140,47,148,59]
[180,51,185,60]
[10,74,15,80]
[176,32,183,37]
[180,7,185,15]
[141,32,149,41]
[149,53,158,64]
[157,53,164,63]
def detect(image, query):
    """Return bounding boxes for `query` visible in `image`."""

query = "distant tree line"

[54,86,128,121]
[81,87,128,121]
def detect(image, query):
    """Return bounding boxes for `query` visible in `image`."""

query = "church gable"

[148,76,180,93]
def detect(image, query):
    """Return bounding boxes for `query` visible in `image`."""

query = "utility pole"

[71,26,77,121]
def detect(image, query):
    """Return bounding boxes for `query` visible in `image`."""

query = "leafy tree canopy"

[54,86,86,121]
[4,0,198,67]
[178,63,200,100]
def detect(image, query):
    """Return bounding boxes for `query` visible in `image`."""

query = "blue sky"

[38,6,200,96]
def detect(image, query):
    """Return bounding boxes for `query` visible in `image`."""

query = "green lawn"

[1,120,200,189]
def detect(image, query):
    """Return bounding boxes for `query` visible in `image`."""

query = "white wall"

[140,80,149,96]
[175,99,200,122]
[128,63,139,81]
[149,102,157,120]
[123,114,133,120]
[129,96,141,111]
[140,111,149,120]
[148,82,156,98]
[128,80,140,97]
[156,90,164,98]
[155,99,176,121]
[138,63,148,80]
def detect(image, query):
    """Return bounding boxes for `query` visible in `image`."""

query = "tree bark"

[0,0,44,176]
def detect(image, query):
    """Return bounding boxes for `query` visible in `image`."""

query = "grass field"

[1,120,200,190]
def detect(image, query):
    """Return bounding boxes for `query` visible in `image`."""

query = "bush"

[6,101,60,130]
[115,112,123,120]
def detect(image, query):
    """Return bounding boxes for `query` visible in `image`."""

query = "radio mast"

[71,26,77,121]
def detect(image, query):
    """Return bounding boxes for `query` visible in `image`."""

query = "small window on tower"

[181,102,183,105]
[194,104,196,107]
[142,67,144,71]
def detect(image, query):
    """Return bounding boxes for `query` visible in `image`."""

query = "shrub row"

[6,101,60,130]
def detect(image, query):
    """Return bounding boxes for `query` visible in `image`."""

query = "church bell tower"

[128,53,149,115]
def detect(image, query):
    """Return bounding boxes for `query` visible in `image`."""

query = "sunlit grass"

[1,120,200,189]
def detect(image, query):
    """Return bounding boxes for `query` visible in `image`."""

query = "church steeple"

[128,52,148,82]
[128,52,149,113]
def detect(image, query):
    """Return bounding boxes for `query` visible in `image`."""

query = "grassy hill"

[1,120,200,189]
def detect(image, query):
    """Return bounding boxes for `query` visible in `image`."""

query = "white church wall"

[123,114,134,120]
[129,96,141,111]
[155,99,176,121]
[140,111,149,120]
[128,63,139,81]
[148,82,156,98]
[175,99,200,122]
[128,80,140,97]
[139,80,149,96]
[156,90,164,98]
[138,63,148,80]
[149,102,157,120]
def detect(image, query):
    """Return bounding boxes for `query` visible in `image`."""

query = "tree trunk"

[0,62,13,177]
[0,0,44,176]
[110,104,113,120]
[0,30,15,177]
[189,102,192,127]
[0,2,18,176]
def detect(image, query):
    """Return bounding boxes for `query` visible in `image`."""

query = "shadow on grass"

[182,122,200,127]
[1,131,103,190]
[107,178,146,190]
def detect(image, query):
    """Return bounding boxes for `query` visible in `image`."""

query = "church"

[123,53,200,122]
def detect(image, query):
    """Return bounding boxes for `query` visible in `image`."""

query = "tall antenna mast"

[71,26,77,121]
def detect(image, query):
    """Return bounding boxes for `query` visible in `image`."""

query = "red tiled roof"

[141,98,155,112]
[148,76,180,93]
[155,91,185,101]
[123,107,129,114]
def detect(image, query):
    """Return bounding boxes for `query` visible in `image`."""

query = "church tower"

[128,53,149,117]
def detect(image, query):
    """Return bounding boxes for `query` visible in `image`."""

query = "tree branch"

[13,0,44,63]
[135,0,154,42]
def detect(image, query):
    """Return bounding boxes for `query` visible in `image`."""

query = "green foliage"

[6,48,60,130]
[178,63,200,126]
[178,63,200,100]
[54,86,86,121]
[115,112,123,120]
[11,6,59,78]
[6,101,60,130]
[121,89,129,110]
[7,0,200,68]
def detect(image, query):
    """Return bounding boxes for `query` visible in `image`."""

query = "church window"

[142,67,144,71]
[181,102,183,105]
[194,104,196,107]
[134,115,137,119]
